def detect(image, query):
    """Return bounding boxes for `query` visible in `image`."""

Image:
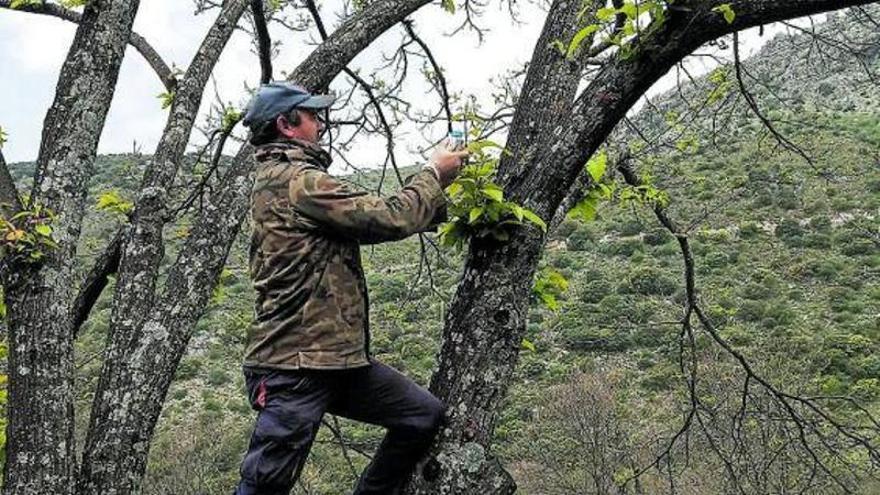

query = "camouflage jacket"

[244,140,446,370]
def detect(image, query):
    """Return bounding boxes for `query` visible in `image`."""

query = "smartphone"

[448,128,466,151]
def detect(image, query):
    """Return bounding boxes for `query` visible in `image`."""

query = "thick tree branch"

[525,1,880,220]
[71,229,123,336]
[77,1,250,493]
[303,0,404,186]
[4,1,142,492]
[0,0,176,91]
[290,0,435,91]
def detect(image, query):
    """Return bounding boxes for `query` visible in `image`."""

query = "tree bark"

[2,1,141,493]
[405,0,592,492]
[75,2,248,493]
[406,2,880,494]
[0,149,21,216]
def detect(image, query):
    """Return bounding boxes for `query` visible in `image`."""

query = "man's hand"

[426,139,469,187]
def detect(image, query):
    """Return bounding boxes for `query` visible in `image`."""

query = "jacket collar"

[254,139,332,171]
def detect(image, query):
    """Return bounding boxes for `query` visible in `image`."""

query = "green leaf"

[712,3,736,24]
[0,126,7,149]
[96,190,133,215]
[466,140,504,154]
[10,0,40,8]
[521,209,546,232]
[521,338,536,352]
[441,0,455,14]
[566,24,601,59]
[532,267,568,311]
[481,185,504,203]
[34,224,52,237]
[586,150,607,182]
[596,6,617,21]
[221,107,242,132]
[267,0,283,12]
[59,0,88,7]
[548,40,566,56]
[446,182,463,196]
[568,196,598,221]
[619,2,638,19]
[158,91,175,110]
[468,207,483,224]
[540,292,558,310]
[510,204,525,221]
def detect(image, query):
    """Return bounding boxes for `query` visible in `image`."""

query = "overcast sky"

[0,1,807,167]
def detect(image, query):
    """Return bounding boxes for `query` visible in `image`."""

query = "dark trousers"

[234,361,444,495]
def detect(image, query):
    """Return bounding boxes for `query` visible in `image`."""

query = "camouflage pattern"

[244,139,446,369]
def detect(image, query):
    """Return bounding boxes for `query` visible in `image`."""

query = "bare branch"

[731,32,829,178]
[250,0,274,84]
[402,19,453,130]
[302,0,404,187]
[290,0,434,91]
[0,0,176,91]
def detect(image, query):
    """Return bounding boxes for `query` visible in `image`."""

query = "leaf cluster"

[439,141,546,248]
[95,189,134,216]
[569,151,670,222]
[220,108,242,133]
[532,267,569,311]
[0,204,58,263]
[553,0,673,60]
[158,91,175,110]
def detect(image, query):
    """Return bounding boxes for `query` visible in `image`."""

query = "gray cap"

[242,82,336,128]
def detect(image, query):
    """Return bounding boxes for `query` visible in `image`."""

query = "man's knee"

[410,394,446,439]
[254,408,320,448]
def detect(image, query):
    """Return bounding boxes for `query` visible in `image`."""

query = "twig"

[250,0,274,84]
[0,0,176,91]
[732,32,829,179]
[402,20,453,131]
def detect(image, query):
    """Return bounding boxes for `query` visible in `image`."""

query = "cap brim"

[297,94,336,109]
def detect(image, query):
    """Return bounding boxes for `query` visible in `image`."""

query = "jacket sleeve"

[289,167,447,244]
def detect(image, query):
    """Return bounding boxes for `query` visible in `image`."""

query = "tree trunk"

[405,0,591,491]
[406,2,880,494]
[2,1,140,493]
[76,2,248,492]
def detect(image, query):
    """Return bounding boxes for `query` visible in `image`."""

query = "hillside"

[4,8,880,494]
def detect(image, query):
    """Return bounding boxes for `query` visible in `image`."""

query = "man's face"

[276,108,326,143]
[297,109,325,143]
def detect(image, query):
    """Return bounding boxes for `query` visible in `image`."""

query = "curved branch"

[523,1,880,218]
[732,31,827,178]
[71,228,123,336]
[250,0,273,83]
[0,0,176,91]
[402,19,453,131]
[303,0,404,186]
[290,0,435,91]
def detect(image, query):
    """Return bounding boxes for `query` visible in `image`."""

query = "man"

[235,82,468,495]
